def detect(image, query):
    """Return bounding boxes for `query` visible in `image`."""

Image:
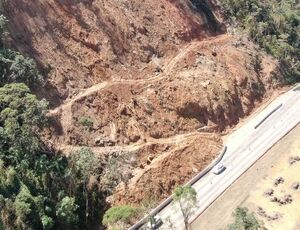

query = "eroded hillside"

[7,0,224,102]
[6,0,282,206]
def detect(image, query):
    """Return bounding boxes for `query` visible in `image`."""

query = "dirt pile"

[5,0,282,206]
[114,133,222,204]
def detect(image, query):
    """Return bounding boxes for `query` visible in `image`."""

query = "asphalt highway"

[152,85,300,230]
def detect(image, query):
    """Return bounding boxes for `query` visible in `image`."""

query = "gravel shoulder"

[191,123,300,230]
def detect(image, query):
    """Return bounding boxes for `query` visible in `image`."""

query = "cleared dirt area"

[191,123,300,230]
[6,0,286,207]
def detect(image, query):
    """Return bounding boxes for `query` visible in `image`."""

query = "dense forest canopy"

[0,14,104,229]
[220,0,300,83]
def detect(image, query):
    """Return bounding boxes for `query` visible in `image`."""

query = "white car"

[212,162,226,175]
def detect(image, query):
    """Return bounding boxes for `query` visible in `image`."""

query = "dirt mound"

[114,133,221,204]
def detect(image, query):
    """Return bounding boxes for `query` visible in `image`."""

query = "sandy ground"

[191,123,300,230]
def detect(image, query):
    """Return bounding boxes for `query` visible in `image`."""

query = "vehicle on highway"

[147,216,163,229]
[212,162,226,175]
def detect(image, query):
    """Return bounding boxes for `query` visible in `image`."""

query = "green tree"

[0,83,48,158]
[15,185,41,229]
[173,185,197,230]
[228,207,264,230]
[0,83,69,229]
[0,14,8,47]
[78,116,93,129]
[56,196,79,229]
[70,147,99,224]
[9,54,42,87]
[0,83,104,229]
[0,14,42,87]
[41,215,54,230]
[102,205,140,229]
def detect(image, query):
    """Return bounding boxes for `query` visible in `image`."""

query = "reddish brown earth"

[114,133,222,204]
[5,0,283,205]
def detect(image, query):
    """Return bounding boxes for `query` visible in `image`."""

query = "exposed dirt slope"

[6,0,224,103]
[114,133,222,204]
[49,34,278,148]
[5,0,282,205]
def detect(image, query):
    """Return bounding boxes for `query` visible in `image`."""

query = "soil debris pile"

[5,0,282,206]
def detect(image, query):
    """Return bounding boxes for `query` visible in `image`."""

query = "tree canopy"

[0,83,103,229]
[0,83,48,155]
[228,207,264,230]
[220,0,300,83]
[173,185,197,230]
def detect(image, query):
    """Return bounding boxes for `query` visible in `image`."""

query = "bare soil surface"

[191,124,300,230]
[5,0,285,206]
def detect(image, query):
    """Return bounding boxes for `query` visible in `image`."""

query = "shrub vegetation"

[103,205,140,229]
[228,207,264,230]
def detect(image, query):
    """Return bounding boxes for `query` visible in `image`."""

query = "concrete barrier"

[128,146,227,230]
[254,104,282,129]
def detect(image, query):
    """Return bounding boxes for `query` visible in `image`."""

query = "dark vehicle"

[147,216,163,230]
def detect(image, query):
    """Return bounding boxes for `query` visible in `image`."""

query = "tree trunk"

[179,200,189,230]
[84,181,89,224]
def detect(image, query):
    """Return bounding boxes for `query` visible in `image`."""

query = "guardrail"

[128,145,227,230]
[254,104,282,129]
